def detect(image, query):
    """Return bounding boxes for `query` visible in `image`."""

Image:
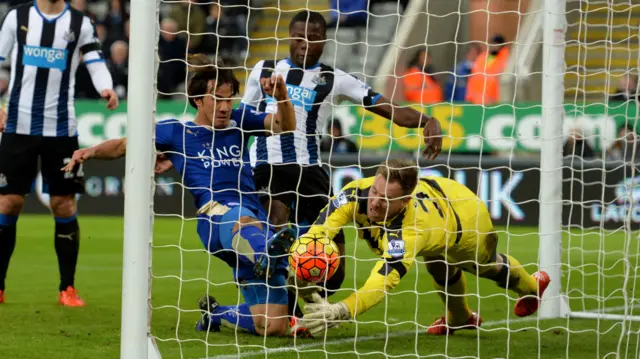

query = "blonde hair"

[375,159,419,195]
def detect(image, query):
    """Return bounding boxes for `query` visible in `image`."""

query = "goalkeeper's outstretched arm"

[341,227,418,318]
[294,227,419,336]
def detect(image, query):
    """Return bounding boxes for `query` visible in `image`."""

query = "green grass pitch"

[1,214,640,359]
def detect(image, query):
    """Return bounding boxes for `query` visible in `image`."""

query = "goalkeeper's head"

[289,11,327,69]
[367,159,419,223]
[186,54,240,129]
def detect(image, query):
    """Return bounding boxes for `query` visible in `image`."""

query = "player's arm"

[240,60,266,109]
[60,138,126,172]
[340,227,418,317]
[333,70,442,159]
[77,16,117,110]
[62,120,177,172]
[295,225,419,336]
[0,9,17,122]
[238,74,295,136]
[0,9,16,63]
[261,74,295,135]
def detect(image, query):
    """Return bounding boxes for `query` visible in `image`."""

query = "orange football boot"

[290,316,313,338]
[59,286,86,307]
[426,312,482,336]
[514,271,550,317]
[0,290,4,304]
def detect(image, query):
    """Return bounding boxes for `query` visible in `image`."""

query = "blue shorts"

[196,205,288,307]
[196,205,268,254]
[240,274,288,307]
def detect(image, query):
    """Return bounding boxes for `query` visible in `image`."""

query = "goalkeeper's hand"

[290,301,351,336]
[286,268,325,304]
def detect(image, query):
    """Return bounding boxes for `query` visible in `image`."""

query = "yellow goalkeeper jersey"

[306,176,469,317]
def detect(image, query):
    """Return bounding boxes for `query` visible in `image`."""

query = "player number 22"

[63,158,84,179]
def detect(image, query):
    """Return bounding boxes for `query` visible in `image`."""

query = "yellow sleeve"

[305,184,358,242]
[342,225,420,317]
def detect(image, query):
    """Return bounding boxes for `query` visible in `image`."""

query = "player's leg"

[454,230,550,317]
[0,133,40,302]
[253,163,303,318]
[298,165,346,297]
[434,177,549,317]
[424,256,481,335]
[41,136,86,307]
[253,163,297,231]
[197,207,289,336]
[198,275,289,337]
[473,237,550,317]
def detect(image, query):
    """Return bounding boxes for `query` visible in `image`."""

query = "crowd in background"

[402,35,510,105]
[0,0,251,101]
[0,0,638,160]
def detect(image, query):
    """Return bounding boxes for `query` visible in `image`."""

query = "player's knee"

[253,316,288,337]
[232,216,263,233]
[265,319,288,336]
[50,195,77,218]
[425,257,454,282]
[480,253,510,288]
[269,200,290,226]
[0,194,25,215]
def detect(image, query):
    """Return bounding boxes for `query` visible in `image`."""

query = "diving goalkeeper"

[287,159,550,336]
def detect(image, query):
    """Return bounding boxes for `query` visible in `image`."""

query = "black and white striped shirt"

[0,2,109,137]
[242,58,380,166]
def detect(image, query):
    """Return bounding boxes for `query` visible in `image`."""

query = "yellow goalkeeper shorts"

[430,177,498,275]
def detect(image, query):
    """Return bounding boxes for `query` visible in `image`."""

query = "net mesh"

[145,0,640,358]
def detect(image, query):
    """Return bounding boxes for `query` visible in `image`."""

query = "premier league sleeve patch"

[332,191,348,208]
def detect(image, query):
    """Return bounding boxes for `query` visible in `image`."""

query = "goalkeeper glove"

[290,301,351,336]
[286,268,325,304]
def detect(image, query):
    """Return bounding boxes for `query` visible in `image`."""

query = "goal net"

[120,0,640,358]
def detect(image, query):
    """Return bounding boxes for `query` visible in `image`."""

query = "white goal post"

[119,0,640,357]
[538,0,569,320]
[120,0,158,358]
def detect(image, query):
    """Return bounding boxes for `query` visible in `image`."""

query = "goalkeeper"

[62,56,297,337]
[286,159,550,336]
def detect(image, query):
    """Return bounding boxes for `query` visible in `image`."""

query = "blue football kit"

[155,107,288,333]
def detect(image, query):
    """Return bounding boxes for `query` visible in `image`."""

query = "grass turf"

[1,215,639,359]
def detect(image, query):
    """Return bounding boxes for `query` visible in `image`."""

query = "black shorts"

[253,163,336,232]
[0,133,85,196]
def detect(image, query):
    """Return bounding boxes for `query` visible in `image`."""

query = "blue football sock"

[211,303,256,334]
[232,225,268,263]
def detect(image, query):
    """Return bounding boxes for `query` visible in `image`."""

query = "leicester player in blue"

[62,57,297,336]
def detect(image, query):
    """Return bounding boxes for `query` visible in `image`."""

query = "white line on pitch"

[200,305,630,359]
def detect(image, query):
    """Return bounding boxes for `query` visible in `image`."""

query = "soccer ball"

[289,234,340,283]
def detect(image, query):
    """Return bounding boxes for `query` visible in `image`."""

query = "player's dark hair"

[186,54,239,109]
[289,10,327,36]
[376,159,419,196]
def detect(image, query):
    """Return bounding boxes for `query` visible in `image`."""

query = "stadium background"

[0,0,637,232]
[1,1,640,358]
